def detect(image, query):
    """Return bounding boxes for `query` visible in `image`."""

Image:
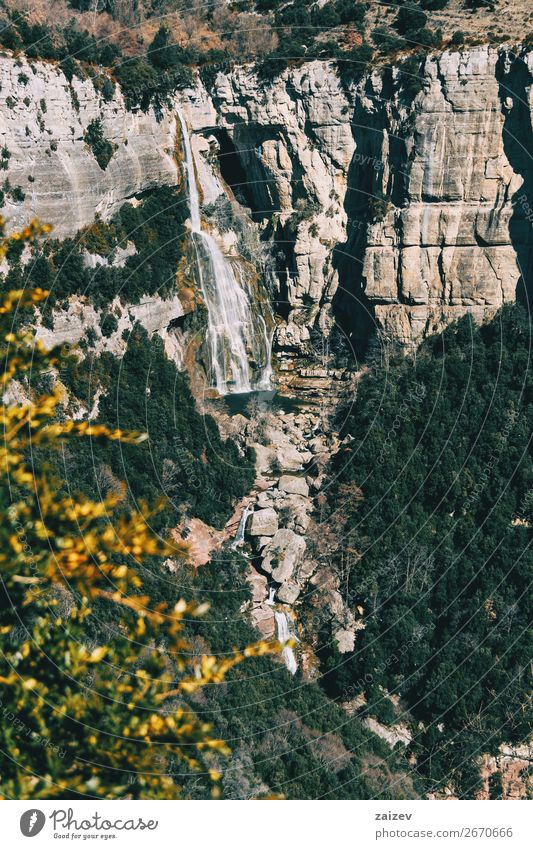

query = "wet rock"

[247,507,278,537]
[251,604,276,639]
[248,568,268,604]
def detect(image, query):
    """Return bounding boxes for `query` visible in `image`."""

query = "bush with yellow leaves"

[0,220,278,799]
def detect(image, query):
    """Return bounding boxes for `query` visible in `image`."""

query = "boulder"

[248,568,268,604]
[251,443,276,476]
[276,444,305,471]
[251,604,276,639]
[262,529,306,583]
[256,491,274,509]
[247,507,278,537]
[277,581,301,604]
[335,628,356,653]
[256,536,272,551]
[278,475,310,497]
[276,494,312,533]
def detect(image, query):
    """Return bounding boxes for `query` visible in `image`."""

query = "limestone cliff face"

[357,47,532,344]
[178,45,533,349]
[178,62,354,352]
[2,47,531,351]
[0,55,177,238]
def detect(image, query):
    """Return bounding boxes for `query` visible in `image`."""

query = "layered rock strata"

[178,45,532,349]
[0,54,177,238]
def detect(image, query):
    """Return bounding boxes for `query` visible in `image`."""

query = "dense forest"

[50,302,532,798]
[318,305,533,797]
[47,329,417,800]
[58,327,255,529]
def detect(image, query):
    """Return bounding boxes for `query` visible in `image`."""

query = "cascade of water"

[274,611,298,675]
[266,585,276,606]
[256,315,274,390]
[232,503,253,548]
[177,108,272,395]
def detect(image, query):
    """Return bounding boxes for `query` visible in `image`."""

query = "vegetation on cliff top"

[0,1,523,98]
[0,185,189,314]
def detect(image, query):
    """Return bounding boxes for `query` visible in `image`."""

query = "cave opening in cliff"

[212,129,258,214]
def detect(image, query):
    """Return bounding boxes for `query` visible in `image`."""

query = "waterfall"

[266,585,276,606]
[177,108,272,396]
[232,503,253,548]
[256,315,274,390]
[275,611,298,675]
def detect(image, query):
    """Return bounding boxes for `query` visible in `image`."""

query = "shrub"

[337,42,374,83]
[100,311,119,337]
[59,56,80,82]
[148,24,187,70]
[398,53,426,99]
[11,185,26,203]
[414,27,443,48]
[84,118,115,170]
[336,0,366,25]
[420,0,449,8]
[372,27,407,52]
[311,4,341,28]
[394,5,428,35]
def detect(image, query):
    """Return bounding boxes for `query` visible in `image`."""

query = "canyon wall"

[179,45,533,349]
[0,46,531,351]
[0,55,177,238]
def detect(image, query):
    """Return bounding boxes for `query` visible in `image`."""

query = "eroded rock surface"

[178,46,532,349]
[0,55,176,238]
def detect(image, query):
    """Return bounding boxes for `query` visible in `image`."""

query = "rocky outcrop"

[0,54,177,238]
[262,529,306,583]
[3,46,528,354]
[247,507,278,537]
[230,403,359,657]
[178,45,532,350]
[356,47,532,344]
[35,292,185,357]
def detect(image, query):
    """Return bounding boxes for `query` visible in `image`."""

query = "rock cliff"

[1,46,531,352]
[0,54,177,238]
[178,45,533,350]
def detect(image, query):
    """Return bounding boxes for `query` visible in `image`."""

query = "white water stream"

[177,109,272,395]
[232,503,254,549]
[275,611,298,675]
